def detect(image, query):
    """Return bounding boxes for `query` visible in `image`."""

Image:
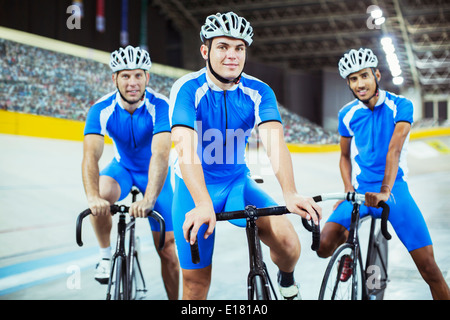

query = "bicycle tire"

[250,275,270,300]
[318,243,364,300]
[129,254,147,299]
[112,257,128,300]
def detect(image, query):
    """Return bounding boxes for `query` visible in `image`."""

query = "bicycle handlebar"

[312,192,391,240]
[216,205,320,250]
[76,204,166,250]
[190,205,321,264]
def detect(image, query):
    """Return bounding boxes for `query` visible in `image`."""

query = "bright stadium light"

[380,36,404,86]
[375,17,386,25]
[371,8,383,19]
[392,76,404,85]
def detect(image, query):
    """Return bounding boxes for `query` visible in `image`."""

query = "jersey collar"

[205,68,240,92]
[357,89,386,109]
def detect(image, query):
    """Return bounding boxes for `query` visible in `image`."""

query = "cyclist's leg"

[317,201,352,258]
[386,181,449,299]
[92,159,132,249]
[92,159,132,283]
[137,168,180,300]
[172,174,225,299]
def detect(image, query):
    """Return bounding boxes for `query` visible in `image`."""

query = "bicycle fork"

[107,213,129,300]
[245,218,277,300]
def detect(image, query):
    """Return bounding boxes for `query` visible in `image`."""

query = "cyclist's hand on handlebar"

[183,203,216,245]
[365,191,390,208]
[285,193,322,225]
[130,198,154,218]
[87,196,111,216]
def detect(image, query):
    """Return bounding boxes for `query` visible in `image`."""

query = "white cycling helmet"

[338,48,378,79]
[200,12,254,46]
[110,45,152,73]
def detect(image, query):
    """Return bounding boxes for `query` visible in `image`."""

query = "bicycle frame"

[106,211,137,300]
[245,212,277,300]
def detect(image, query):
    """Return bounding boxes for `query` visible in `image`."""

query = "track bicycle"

[315,192,391,300]
[76,189,166,300]
[190,204,320,300]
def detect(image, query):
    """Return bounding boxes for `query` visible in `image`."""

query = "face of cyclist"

[347,67,381,104]
[201,36,246,86]
[113,69,149,106]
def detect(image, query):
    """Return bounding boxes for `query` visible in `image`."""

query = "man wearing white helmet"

[82,46,179,299]
[169,12,321,300]
[317,48,450,299]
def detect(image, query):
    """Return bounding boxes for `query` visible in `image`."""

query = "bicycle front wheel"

[112,257,128,300]
[249,275,271,300]
[318,243,364,300]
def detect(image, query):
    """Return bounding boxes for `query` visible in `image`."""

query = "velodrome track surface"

[0,133,449,300]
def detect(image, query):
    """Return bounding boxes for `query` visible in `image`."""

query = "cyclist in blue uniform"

[82,46,179,299]
[317,48,450,299]
[169,12,321,300]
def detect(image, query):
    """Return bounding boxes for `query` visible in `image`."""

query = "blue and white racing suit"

[169,68,282,269]
[329,90,432,251]
[84,88,173,232]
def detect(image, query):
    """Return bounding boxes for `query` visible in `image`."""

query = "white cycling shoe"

[278,283,302,300]
[94,258,111,285]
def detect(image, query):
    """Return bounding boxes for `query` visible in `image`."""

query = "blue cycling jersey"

[169,68,281,183]
[84,88,171,172]
[338,90,413,189]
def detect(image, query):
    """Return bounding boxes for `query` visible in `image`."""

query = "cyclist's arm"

[339,136,355,193]
[258,121,321,224]
[130,132,171,218]
[81,134,110,216]
[172,126,215,244]
[365,121,411,207]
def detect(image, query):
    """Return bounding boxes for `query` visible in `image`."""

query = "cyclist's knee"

[281,231,300,258]
[99,176,121,203]
[316,234,336,258]
[411,246,443,285]
[160,236,178,262]
[317,222,347,258]
[155,232,177,260]
[182,267,211,300]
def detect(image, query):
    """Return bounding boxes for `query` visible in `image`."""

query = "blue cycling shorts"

[327,180,432,252]
[172,172,277,269]
[100,158,173,232]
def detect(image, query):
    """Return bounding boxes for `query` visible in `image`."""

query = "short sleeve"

[394,97,414,125]
[255,84,282,125]
[84,104,103,136]
[153,97,171,134]
[169,80,197,130]
[338,107,352,137]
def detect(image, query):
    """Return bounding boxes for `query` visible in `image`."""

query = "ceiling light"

[370,9,383,19]
[375,17,386,25]
[392,76,404,85]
